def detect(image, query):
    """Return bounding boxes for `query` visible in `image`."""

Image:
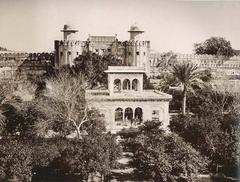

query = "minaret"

[55,24,83,68]
[128,24,144,41]
[124,24,150,74]
[61,24,78,41]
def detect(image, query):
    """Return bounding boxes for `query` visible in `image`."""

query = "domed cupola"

[128,24,144,40]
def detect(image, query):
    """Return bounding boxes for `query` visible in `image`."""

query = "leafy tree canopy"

[170,112,240,177]
[74,51,123,88]
[194,37,235,57]
[128,121,208,181]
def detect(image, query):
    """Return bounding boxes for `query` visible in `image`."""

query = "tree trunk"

[182,85,187,115]
[76,127,82,139]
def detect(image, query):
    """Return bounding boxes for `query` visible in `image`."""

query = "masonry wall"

[87,99,170,131]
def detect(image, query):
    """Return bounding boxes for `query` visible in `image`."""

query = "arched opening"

[123,79,130,90]
[132,79,139,91]
[115,108,123,122]
[114,79,121,93]
[135,107,143,123]
[124,107,133,122]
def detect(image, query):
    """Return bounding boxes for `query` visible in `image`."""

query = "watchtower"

[123,25,150,75]
[54,24,84,68]
[62,24,78,41]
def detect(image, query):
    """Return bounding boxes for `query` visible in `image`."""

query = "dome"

[128,24,144,32]
[61,24,78,32]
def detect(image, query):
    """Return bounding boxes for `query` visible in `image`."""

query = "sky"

[0,0,240,54]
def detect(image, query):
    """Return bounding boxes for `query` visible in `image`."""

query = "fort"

[0,51,53,81]
[1,24,240,131]
[54,24,151,75]
[150,53,240,79]
[2,24,240,83]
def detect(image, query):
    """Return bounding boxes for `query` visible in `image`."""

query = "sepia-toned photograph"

[0,0,240,181]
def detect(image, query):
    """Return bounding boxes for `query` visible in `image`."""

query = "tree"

[156,51,178,72]
[131,121,208,181]
[0,82,26,136]
[194,37,235,57]
[0,81,39,137]
[170,62,205,115]
[35,71,105,138]
[56,134,121,181]
[170,112,240,177]
[74,51,123,88]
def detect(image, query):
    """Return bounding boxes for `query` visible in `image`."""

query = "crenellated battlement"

[177,54,240,61]
[55,40,86,46]
[0,51,28,58]
[117,40,150,47]
[27,52,54,61]
[150,52,240,61]
[149,51,240,77]
[0,52,53,67]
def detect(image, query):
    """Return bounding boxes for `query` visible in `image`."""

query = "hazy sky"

[1,0,240,53]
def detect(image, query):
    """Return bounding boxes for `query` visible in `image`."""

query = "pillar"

[133,108,135,119]
[130,79,132,91]
[122,79,124,90]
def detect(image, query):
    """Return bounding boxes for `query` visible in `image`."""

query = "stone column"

[121,79,124,90]
[122,108,125,120]
[109,75,114,96]
[130,79,132,91]
[133,108,135,119]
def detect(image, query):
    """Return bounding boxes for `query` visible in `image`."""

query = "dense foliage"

[0,70,121,181]
[194,37,235,57]
[156,51,178,72]
[0,139,32,182]
[158,61,206,115]
[170,112,240,177]
[123,121,208,182]
[0,136,121,182]
[74,51,123,88]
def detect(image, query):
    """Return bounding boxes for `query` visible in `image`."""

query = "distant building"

[54,24,151,75]
[0,51,53,81]
[0,51,28,80]
[149,52,240,78]
[87,34,118,56]
[54,25,85,68]
[86,27,171,133]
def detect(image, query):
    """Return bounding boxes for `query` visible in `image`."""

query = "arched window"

[115,108,123,122]
[132,79,139,91]
[114,79,121,92]
[135,107,143,123]
[124,107,133,121]
[123,79,130,90]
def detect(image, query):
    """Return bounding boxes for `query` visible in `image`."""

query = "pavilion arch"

[124,107,133,121]
[135,107,143,122]
[132,79,139,91]
[114,79,121,92]
[115,107,123,122]
[123,79,130,90]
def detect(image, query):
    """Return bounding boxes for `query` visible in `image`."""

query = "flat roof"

[86,89,172,102]
[105,66,146,73]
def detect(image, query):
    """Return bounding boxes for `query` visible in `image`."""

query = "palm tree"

[170,61,204,115]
